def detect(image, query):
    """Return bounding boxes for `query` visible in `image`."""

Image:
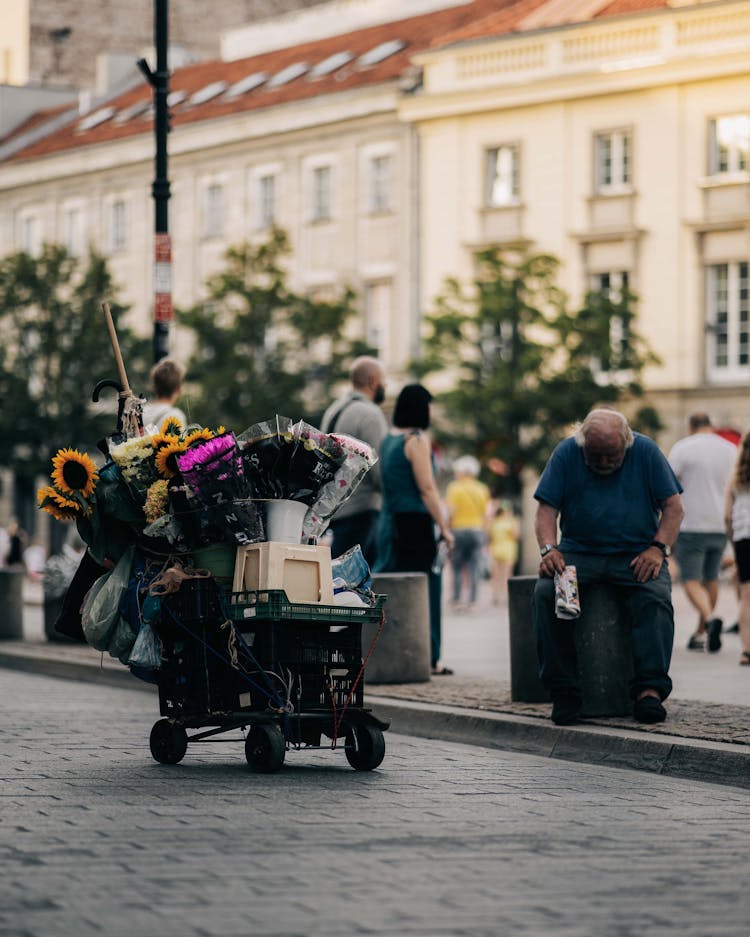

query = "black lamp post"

[138,0,172,363]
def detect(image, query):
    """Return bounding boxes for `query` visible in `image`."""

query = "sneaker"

[726,622,739,635]
[551,695,582,726]
[707,617,723,653]
[634,695,667,724]
[686,633,705,651]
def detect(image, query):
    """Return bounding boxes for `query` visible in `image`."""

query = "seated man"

[532,409,684,726]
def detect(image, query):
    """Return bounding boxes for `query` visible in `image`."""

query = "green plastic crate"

[225,589,385,624]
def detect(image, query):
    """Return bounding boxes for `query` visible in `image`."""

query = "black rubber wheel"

[149,719,188,765]
[345,724,385,771]
[245,724,286,773]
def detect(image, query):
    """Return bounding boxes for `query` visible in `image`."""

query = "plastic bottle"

[431,538,449,574]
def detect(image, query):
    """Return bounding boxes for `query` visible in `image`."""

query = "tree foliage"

[415,247,661,492]
[0,244,151,480]
[181,228,371,428]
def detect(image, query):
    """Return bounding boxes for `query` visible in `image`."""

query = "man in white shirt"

[668,413,737,652]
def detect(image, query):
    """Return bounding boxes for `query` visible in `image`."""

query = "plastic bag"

[238,415,294,499]
[81,546,135,650]
[302,435,378,540]
[129,620,162,670]
[331,544,374,604]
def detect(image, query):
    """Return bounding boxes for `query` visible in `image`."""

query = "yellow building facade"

[402,0,750,441]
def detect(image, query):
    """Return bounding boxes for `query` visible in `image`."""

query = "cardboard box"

[232,542,334,604]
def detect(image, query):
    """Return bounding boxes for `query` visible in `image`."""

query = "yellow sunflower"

[51,448,98,498]
[37,486,81,521]
[184,427,214,446]
[160,416,184,437]
[155,438,188,478]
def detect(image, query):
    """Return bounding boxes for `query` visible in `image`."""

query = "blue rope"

[162,605,288,712]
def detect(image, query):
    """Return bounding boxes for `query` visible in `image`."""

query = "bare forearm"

[535,503,559,547]
[655,494,684,546]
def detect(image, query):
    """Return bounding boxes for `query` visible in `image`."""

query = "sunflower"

[184,427,214,446]
[159,416,184,437]
[37,485,81,521]
[155,438,189,478]
[51,448,98,498]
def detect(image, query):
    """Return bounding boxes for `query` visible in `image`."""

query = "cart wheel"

[345,724,385,771]
[149,719,188,765]
[245,724,285,773]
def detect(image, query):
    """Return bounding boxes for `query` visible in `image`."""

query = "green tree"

[181,228,371,428]
[0,244,150,534]
[415,247,661,493]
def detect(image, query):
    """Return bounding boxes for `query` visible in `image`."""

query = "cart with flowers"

[38,306,389,773]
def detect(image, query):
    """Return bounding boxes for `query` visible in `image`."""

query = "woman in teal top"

[376,384,454,674]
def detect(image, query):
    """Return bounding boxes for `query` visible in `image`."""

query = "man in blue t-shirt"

[533,409,684,726]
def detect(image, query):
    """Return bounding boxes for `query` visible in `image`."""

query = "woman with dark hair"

[725,432,750,665]
[376,384,455,675]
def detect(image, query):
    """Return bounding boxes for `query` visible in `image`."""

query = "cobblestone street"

[2,669,749,937]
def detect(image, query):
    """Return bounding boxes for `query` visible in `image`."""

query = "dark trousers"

[532,551,674,702]
[329,509,379,566]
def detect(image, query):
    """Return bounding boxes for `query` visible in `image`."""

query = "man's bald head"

[574,408,634,475]
[349,356,386,404]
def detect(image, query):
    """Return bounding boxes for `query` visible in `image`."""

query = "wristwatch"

[540,544,558,557]
[651,540,671,557]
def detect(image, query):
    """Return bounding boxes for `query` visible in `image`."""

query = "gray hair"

[453,455,481,477]
[574,409,634,448]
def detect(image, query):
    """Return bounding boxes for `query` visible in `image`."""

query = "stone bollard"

[508,574,634,716]
[0,569,24,640]
[364,572,431,684]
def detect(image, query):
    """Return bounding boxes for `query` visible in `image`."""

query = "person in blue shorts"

[532,409,684,726]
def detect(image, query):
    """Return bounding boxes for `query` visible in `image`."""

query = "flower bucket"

[264,499,308,544]
[191,543,237,581]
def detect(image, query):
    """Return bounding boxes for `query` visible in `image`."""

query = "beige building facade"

[403,0,750,443]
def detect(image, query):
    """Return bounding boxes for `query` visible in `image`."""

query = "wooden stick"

[101,302,131,395]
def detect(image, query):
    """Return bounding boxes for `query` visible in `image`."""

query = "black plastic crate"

[237,618,362,670]
[158,627,241,717]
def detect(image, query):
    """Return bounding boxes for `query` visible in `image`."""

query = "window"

[368,155,392,214]
[110,200,127,252]
[485,145,519,207]
[709,115,749,175]
[258,174,276,229]
[63,208,83,255]
[589,271,631,375]
[19,215,40,255]
[707,261,749,379]
[311,165,332,222]
[364,282,391,359]
[203,183,223,238]
[594,130,631,193]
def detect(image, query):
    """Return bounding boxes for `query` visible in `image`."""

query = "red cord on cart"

[332,605,385,746]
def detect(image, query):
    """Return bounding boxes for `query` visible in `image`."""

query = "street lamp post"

[138,0,172,363]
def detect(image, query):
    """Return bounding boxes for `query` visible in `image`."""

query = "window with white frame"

[203,183,223,238]
[589,271,632,374]
[706,261,749,379]
[594,130,631,193]
[485,144,519,207]
[368,154,393,214]
[19,213,41,255]
[109,200,127,252]
[258,174,277,229]
[63,207,83,256]
[709,115,749,176]
[311,165,332,222]
[364,281,391,360]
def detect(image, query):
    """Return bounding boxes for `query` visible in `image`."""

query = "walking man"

[320,356,388,565]
[668,413,737,652]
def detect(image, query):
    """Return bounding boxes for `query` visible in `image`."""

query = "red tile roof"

[1,0,683,164]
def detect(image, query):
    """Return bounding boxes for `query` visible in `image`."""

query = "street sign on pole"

[139,0,172,363]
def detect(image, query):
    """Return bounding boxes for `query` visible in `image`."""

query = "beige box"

[232,542,334,604]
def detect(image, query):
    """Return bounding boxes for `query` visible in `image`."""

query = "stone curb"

[2,644,749,790]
